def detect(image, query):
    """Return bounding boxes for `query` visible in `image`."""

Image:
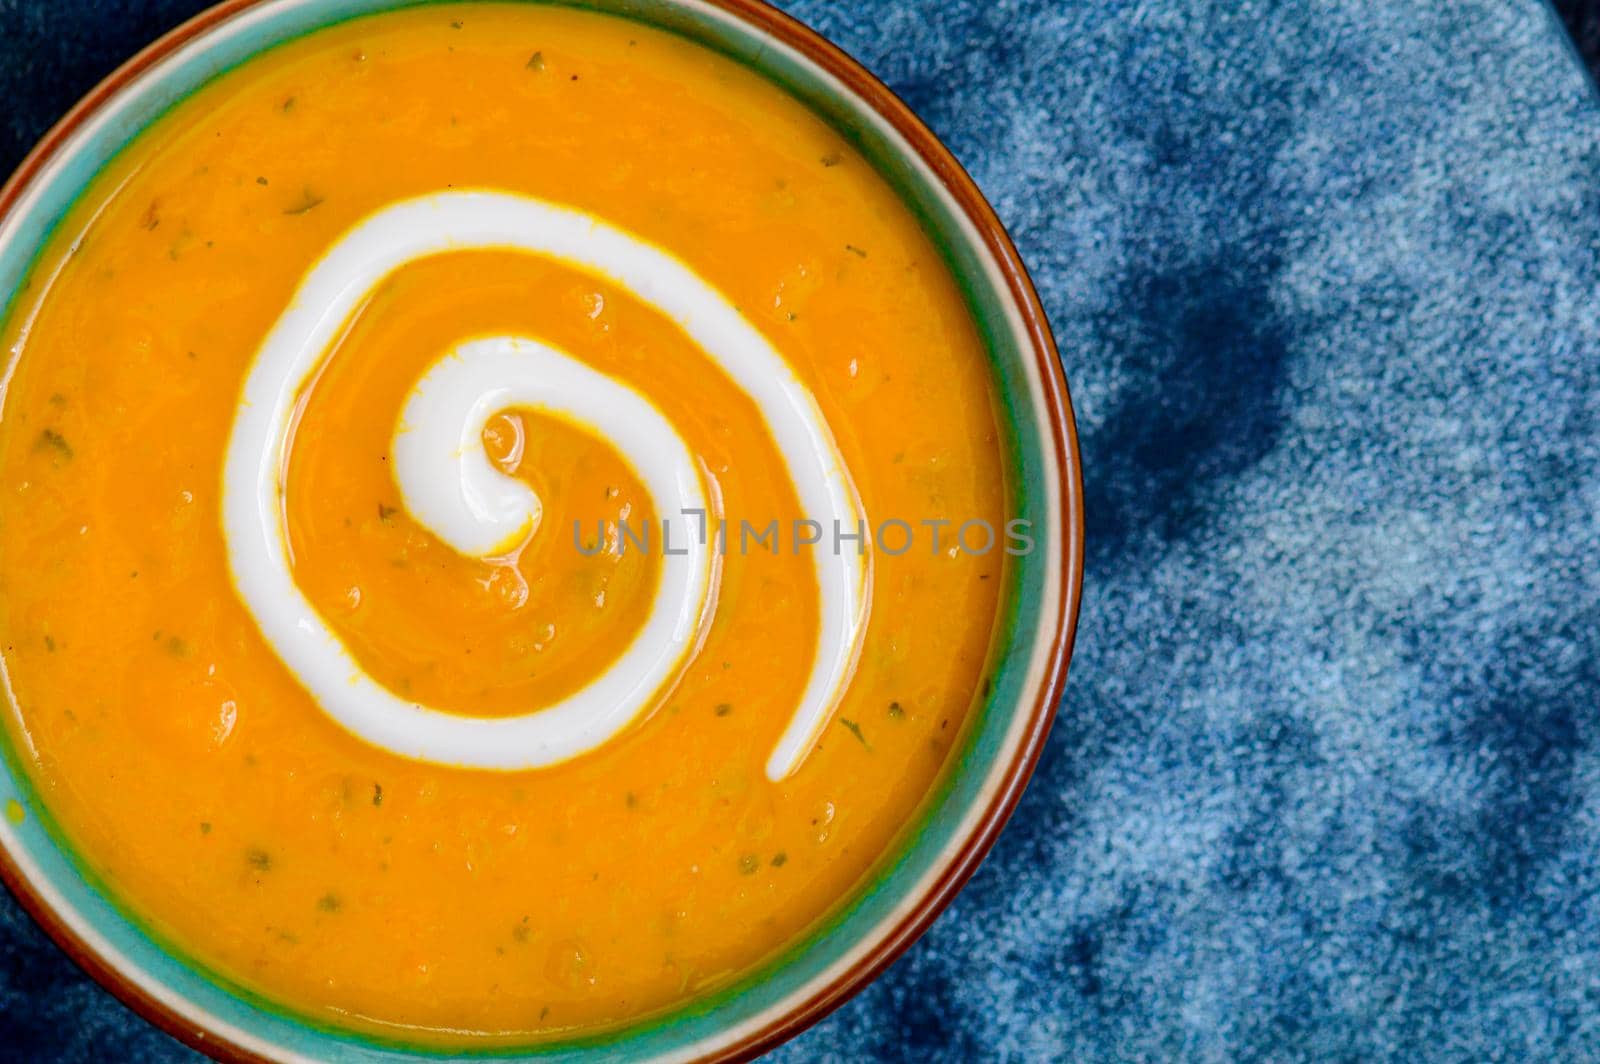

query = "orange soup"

[0,3,1011,1045]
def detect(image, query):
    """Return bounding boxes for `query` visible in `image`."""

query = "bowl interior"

[0,1,1078,1059]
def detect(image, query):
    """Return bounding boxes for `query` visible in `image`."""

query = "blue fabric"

[4,0,1600,1059]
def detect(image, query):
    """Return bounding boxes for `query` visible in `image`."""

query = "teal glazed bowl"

[0,0,1084,1059]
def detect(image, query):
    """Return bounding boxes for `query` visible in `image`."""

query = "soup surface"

[0,2,1010,1045]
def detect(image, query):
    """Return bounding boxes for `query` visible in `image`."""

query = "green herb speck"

[738,854,760,875]
[820,151,842,167]
[771,852,788,868]
[839,718,868,746]
[844,243,868,258]
[36,429,73,460]
[372,782,383,807]
[246,848,273,872]
[527,51,545,71]
[317,893,342,913]
[887,701,905,719]
[714,702,733,717]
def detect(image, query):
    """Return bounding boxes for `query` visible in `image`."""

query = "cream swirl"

[222,191,867,779]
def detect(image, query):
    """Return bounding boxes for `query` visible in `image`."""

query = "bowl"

[0,0,1084,1059]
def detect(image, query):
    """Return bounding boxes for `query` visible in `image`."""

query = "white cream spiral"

[222,191,867,779]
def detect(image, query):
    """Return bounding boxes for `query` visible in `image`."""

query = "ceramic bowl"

[0,1,1084,1059]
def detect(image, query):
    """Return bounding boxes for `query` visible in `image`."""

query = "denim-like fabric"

[3,1,1600,1060]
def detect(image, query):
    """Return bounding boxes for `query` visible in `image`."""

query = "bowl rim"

[0,0,1086,1059]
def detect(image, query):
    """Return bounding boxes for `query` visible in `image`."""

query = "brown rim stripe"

[0,2,1085,1061]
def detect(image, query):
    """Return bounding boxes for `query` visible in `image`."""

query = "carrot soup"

[0,3,1016,1045]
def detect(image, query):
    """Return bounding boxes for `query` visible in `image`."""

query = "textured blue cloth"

[4,0,1600,1060]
